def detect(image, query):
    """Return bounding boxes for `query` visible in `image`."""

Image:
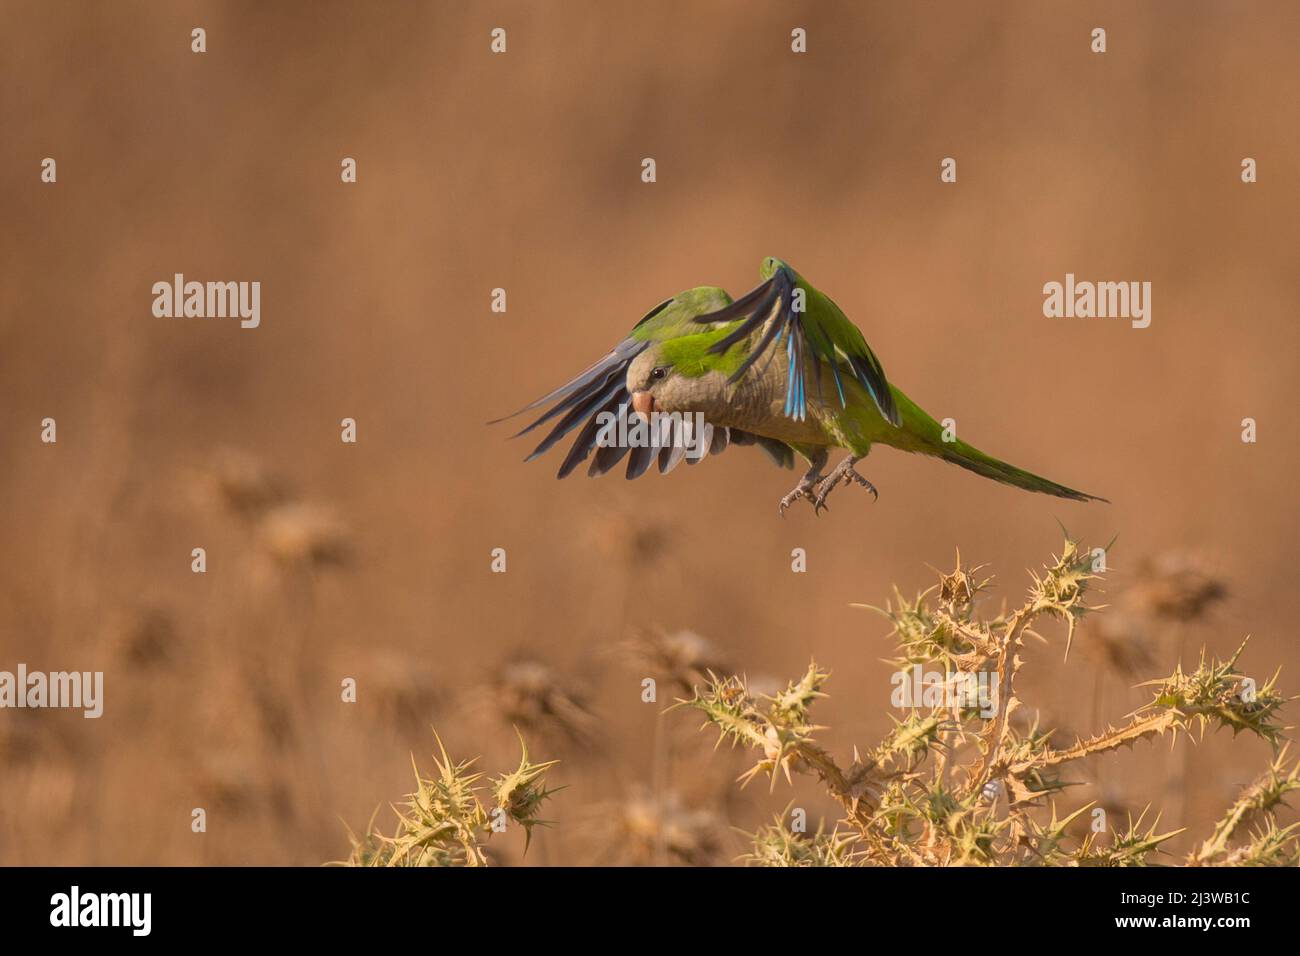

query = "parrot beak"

[631,390,655,420]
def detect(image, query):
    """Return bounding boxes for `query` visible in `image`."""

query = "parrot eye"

[650,366,669,381]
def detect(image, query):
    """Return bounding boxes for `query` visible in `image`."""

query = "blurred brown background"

[1,1,1298,865]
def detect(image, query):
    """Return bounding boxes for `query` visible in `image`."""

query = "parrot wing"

[692,262,901,427]
[491,293,796,479]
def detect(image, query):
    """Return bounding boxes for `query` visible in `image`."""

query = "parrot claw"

[778,451,831,517]
[778,481,817,517]
[774,473,816,512]
[849,471,880,500]
[812,457,879,510]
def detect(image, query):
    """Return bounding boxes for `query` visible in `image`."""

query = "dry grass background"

[1,1,1298,865]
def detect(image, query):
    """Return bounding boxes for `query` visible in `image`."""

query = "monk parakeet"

[494,257,1105,514]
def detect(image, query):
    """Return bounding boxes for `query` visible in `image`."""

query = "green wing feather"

[693,257,901,426]
[491,286,790,480]
[630,287,733,343]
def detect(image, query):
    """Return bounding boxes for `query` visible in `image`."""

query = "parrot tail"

[891,389,1107,503]
[936,440,1107,502]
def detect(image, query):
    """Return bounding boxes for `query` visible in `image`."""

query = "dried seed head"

[198,448,289,520]
[257,502,352,568]
[488,659,601,749]
[621,629,730,693]
[1128,551,1227,622]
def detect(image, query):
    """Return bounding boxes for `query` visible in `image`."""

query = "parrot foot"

[778,477,823,517]
[812,457,878,511]
[779,450,831,517]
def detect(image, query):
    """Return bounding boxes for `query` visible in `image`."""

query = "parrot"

[492,257,1106,514]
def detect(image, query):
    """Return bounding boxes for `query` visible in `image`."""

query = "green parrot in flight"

[494,257,1105,514]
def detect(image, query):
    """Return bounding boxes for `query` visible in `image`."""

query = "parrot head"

[626,345,679,419]
[624,285,739,419]
[759,255,797,281]
[625,332,739,420]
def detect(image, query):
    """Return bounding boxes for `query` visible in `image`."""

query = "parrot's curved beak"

[630,390,655,420]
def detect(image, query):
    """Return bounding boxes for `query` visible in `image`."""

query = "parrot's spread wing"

[488,334,643,477]
[491,295,795,479]
[693,265,901,427]
[491,297,676,428]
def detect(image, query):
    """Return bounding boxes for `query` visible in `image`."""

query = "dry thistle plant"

[583,786,727,866]
[338,731,558,867]
[619,628,732,697]
[482,659,603,751]
[680,539,1297,866]
[194,447,353,571]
